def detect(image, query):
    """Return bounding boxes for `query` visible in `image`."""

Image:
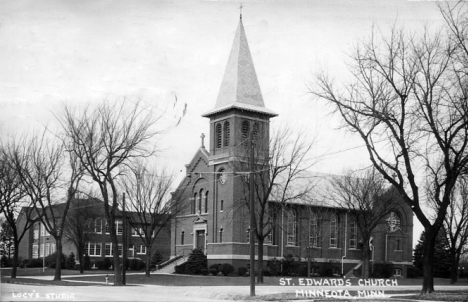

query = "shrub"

[26,258,43,268]
[267,258,281,276]
[283,255,300,276]
[45,252,66,269]
[298,264,308,277]
[406,266,421,278]
[83,254,91,270]
[1,255,13,268]
[175,262,187,274]
[95,258,112,270]
[103,258,112,270]
[209,268,218,276]
[151,250,163,266]
[219,263,235,276]
[371,262,394,278]
[185,248,207,275]
[237,266,248,277]
[201,269,209,275]
[129,258,145,271]
[320,262,334,277]
[66,253,76,269]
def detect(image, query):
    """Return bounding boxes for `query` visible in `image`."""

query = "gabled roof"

[202,18,277,118]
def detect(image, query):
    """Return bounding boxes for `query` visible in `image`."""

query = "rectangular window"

[247,228,250,243]
[50,242,56,254]
[309,212,321,248]
[181,231,185,245]
[94,219,102,234]
[32,245,38,258]
[116,220,123,235]
[136,245,146,255]
[105,221,110,234]
[349,220,357,249]
[118,243,123,256]
[40,224,45,236]
[220,200,224,212]
[105,242,112,257]
[45,243,50,256]
[132,227,139,237]
[87,242,102,256]
[40,243,44,257]
[394,268,402,277]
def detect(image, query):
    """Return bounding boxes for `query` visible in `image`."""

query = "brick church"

[170,17,413,277]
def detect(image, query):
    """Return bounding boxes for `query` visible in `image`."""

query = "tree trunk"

[54,238,62,281]
[449,253,459,284]
[421,228,436,294]
[145,246,151,277]
[78,246,84,274]
[10,240,19,279]
[361,244,371,279]
[257,237,264,284]
[111,231,122,286]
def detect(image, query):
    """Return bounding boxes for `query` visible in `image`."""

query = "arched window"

[387,212,401,232]
[181,231,185,245]
[287,209,297,246]
[396,239,401,251]
[220,200,224,212]
[219,227,223,243]
[204,191,209,213]
[330,214,338,248]
[191,194,197,214]
[198,189,203,213]
[241,120,250,145]
[223,121,230,147]
[216,123,222,148]
[309,211,320,247]
[252,122,259,144]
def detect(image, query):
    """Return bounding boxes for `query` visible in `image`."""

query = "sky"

[0,0,447,245]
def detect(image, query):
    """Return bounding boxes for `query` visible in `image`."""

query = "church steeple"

[202,18,277,118]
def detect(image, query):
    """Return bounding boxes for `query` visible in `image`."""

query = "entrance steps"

[153,255,187,274]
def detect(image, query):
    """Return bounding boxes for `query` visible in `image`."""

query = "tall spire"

[203,18,277,117]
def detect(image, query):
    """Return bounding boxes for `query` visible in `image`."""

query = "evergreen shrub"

[219,263,234,276]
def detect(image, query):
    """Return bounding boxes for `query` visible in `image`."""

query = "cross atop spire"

[239,3,243,20]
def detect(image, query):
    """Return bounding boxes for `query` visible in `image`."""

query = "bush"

[45,252,66,269]
[185,248,207,275]
[267,258,281,276]
[1,255,13,268]
[237,266,248,277]
[26,258,43,268]
[298,264,308,277]
[371,262,394,278]
[283,255,300,276]
[129,258,145,271]
[407,266,421,278]
[219,263,235,276]
[95,258,112,270]
[151,250,163,266]
[175,262,187,274]
[201,268,209,275]
[66,253,76,269]
[320,262,334,277]
[83,254,91,270]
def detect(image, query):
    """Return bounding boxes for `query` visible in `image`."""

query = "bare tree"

[8,133,83,281]
[121,161,175,277]
[312,6,468,293]
[232,126,316,284]
[330,168,399,278]
[0,145,38,278]
[64,197,101,274]
[431,176,468,284]
[58,99,162,285]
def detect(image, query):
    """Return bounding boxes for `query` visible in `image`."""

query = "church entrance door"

[196,230,205,253]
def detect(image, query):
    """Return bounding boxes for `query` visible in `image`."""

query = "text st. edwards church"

[170,16,413,277]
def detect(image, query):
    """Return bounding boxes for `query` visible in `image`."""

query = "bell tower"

[202,17,277,247]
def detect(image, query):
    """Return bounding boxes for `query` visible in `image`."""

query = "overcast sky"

[0,0,446,244]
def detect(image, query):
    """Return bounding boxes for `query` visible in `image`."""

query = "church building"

[170,17,413,277]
